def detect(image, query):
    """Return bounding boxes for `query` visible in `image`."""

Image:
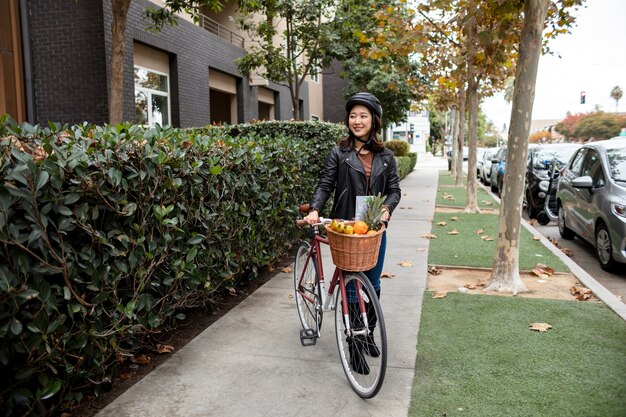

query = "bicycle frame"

[296,225,369,334]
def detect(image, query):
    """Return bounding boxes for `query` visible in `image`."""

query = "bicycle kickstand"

[299,328,318,346]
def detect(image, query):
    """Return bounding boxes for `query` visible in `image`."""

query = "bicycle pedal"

[299,328,318,346]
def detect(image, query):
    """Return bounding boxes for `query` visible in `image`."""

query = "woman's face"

[348,104,372,140]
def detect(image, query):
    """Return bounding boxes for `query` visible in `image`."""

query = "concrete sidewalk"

[96,160,446,417]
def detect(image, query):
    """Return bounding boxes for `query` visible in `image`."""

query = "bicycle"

[293,206,387,398]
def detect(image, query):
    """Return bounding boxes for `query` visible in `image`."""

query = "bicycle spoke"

[335,272,387,398]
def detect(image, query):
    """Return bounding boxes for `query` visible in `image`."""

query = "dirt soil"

[64,255,291,417]
[428,267,594,301]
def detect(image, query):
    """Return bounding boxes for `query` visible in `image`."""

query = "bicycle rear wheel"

[293,241,322,332]
[334,271,387,398]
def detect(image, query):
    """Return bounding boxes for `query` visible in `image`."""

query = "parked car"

[556,138,626,271]
[478,147,499,185]
[524,143,581,219]
[489,146,506,194]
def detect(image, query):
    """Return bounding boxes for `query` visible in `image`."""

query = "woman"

[304,92,401,374]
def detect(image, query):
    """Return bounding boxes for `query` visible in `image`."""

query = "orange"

[353,221,369,235]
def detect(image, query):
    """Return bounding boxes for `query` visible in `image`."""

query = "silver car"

[556,138,626,270]
[478,147,498,185]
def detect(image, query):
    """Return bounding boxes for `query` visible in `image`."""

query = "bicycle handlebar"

[295,217,332,228]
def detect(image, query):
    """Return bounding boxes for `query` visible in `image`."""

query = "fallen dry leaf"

[464,283,477,289]
[119,370,134,380]
[447,229,460,235]
[228,288,237,296]
[529,218,537,226]
[533,234,541,241]
[155,344,175,354]
[421,233,438,239]
[281,266,293,273]
[450,216,459,221]
[437,221,447,226]
[484,201,493,206]
[570,286,592,301]
[131,354,151,365]
[428,265,442,275]
[531,263,555,279]
[399,206,407,209]
[474,228,484,235]
[529,322,552,332]
[549,237,560,247]
[481,235,494,241]
[416,247,427,252]
[432,291,448,299]
[561,247,574,256]
[399,260,414,267]
[407,206,414,209]
[381,271,395,278]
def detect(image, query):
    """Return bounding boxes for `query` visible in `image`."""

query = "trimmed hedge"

[0,118,343,415]
[0,117,415,415]
[384,139,410,156]
[396,152,418,179]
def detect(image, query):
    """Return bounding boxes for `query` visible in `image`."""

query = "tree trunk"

[486,0,550,294]
[465,14,480,213]
[450,108,457,176]
[455,82,465,187]
[109,0,131,125]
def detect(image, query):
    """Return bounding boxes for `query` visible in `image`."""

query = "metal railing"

[200,15,245,48]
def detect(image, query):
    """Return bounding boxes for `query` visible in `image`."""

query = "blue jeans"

[347,230,386,302]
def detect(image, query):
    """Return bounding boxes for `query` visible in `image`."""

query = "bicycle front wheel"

[334,271,387,398]
[293,241,322,332]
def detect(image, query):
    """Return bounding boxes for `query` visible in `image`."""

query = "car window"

[532,147,579,170]
[569,149,587,176]
[592,162,606,188]
[581,150,601,178]
[606,148,626,183]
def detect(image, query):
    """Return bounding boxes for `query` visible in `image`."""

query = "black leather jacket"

[310,145,401,220]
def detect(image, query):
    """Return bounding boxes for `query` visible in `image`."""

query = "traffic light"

[410,123,415,131]
[580,91,586,104]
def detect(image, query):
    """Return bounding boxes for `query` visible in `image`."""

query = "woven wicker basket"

[324,222,385,272]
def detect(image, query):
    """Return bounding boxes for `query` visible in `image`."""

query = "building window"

[134,66,170,126]
[310,59,319,83]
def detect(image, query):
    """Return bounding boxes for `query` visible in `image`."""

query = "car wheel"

[557,203,575,240]
[490,175,498,193]
[497,177,503,197]
[595,222,616,271]
[526,189,538,219]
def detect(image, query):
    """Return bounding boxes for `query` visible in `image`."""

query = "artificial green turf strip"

[438,170,467,186]
[435,186,500,209]
[409,293,626,417]
[428,212,568,272]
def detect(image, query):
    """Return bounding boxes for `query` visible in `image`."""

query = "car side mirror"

[571,176,593,189]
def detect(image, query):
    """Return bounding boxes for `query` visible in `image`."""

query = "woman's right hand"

[304,210,319,225]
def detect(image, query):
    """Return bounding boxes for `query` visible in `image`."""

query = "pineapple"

[362,193,386,232]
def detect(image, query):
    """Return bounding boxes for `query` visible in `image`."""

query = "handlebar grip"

[296,219,309,227]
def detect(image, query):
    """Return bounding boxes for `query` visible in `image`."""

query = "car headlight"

[611,203,626,218]
[538,180,550,192]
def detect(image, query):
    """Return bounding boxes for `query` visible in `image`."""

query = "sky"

[481,0,626,133]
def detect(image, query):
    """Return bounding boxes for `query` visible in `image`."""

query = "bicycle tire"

[334,271,387,398]
[293,241,322,332]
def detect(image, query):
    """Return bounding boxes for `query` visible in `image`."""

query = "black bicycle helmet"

[345,92,383,119]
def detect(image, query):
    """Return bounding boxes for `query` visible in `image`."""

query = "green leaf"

[35,171,50,191]
[0,186,11,211]
[187,235,205,245]
[10,319,23,336]
[210,165,223,175]
[39,380,62,400]
[57,205,72,216]
[186,247,198,263]
[28,228,44,245]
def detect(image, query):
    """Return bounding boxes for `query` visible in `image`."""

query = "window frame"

[134,65,171,127]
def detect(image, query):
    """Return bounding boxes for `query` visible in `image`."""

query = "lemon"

[330,219,338,231]
[336,222,345,233]
[344,225,354,235]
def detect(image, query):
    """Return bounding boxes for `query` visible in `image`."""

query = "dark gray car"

[556,138,626,270]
